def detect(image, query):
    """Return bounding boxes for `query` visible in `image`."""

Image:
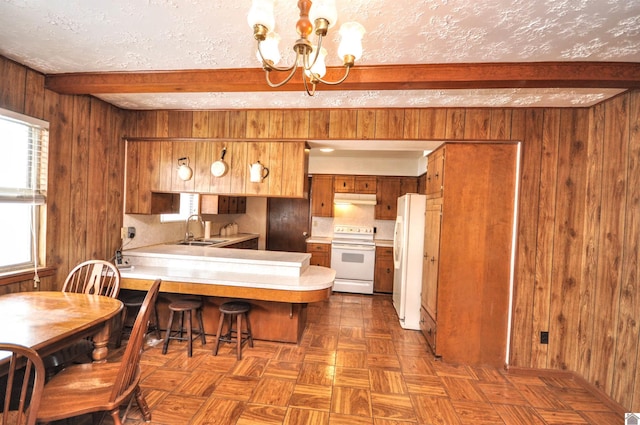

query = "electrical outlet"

[540,331,549,344]
[120,227,127,239]
[127,226,136,239]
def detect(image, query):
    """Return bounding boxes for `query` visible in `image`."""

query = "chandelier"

[248,0,365,96]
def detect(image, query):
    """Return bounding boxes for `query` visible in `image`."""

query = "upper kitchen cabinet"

[124,140,309,214]
[420,142,519,367]
[245,141,309,198]
[375,177,401,220]
[334,175,377,194]
[311,175,334,217]
[334,175,355,193]
[354,176,377,194]
[400,177,418,196]
[425,148,445,198]
[125,140,179,214]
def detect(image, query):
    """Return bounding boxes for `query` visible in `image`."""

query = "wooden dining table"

[0,291,123,364]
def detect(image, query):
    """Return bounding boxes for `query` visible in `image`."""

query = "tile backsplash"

[311,204,395,240]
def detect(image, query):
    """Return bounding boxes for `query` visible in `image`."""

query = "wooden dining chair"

[61,259,121,297]
[35,278,161,425]
[43,260,122,374]
[0,343,46,425]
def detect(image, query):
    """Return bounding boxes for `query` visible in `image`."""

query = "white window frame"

[0,108,49,273]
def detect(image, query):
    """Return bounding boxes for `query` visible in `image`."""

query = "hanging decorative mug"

[177,157,193,181]
[249,161,269,182]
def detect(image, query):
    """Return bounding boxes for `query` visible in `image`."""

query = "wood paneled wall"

[0,56,130,293]
[2,54,638,410]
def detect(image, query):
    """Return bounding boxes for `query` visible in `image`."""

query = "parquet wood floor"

[62,293,623,425]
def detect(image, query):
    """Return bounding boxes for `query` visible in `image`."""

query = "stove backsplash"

[312,205,395,241]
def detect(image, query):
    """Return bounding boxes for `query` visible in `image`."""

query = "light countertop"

[120,242,334,292]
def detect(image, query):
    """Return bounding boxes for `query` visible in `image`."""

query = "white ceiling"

[0,0,638,111]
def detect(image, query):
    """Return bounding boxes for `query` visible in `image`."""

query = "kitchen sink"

[175,240,214,246]
[172,239,228,246]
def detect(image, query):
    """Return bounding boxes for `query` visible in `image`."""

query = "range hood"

[333,193,377,205]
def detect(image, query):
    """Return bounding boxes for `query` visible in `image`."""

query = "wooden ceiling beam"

[45,62,640,94]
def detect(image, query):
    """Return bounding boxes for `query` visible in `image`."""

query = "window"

[0,108,49,273]
[160,193,199,223]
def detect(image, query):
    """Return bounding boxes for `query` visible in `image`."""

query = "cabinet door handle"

[430,257,435,263]
[386,268,391,273]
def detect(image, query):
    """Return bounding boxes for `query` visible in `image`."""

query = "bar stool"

[116,289,161,348]
[162,298,206,357]
[213,301,254,360]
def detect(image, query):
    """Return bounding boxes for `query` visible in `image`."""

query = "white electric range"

[330,225,376,294]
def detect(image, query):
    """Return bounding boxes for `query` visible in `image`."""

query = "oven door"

[330,243,376,281]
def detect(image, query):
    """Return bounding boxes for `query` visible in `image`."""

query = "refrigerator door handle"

[393,216,403,269]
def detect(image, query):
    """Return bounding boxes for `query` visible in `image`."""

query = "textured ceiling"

[0,0,639,110]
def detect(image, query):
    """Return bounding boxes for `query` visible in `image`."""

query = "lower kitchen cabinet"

[306,242,331,267]
[374,246,394,293]
[222,237,258,250]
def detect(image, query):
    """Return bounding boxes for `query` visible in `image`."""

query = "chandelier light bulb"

[247,0,275,33]
[338,21,365,63]
[307,47,328,79]
[259,31,282,65]
[309,0,338,30]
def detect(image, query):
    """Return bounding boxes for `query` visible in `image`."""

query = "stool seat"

[219,301,251,315]
[162,298,206,357]
[170,299,202,311]
[214,301,253,360]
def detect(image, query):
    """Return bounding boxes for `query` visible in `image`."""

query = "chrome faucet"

[184,214,204,242]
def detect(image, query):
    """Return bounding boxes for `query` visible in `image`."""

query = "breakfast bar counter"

[119,244,335,343]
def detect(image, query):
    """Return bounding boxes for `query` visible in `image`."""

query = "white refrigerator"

[393,193,426,330]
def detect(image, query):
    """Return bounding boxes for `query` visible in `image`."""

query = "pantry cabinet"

[420,142,519,367]
[374,246,394,293]
[124,139,309,214]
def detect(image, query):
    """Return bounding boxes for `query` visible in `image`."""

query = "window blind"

[0,108,49,205]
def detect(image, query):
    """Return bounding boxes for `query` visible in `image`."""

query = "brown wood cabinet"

[200,195,247,215]
[310,175,334,217]
[223,237,258,250]
[334,175,355,192]
[375,177,401,220]
[374,176,419,220]
[355,176,377,193]
[374,246,394,293]
[400,177,418,195]
[420,142,519,367]
[425,148,445,198]
[333,175,377,194]
[306,242,331,267]
[124,140,308,214]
